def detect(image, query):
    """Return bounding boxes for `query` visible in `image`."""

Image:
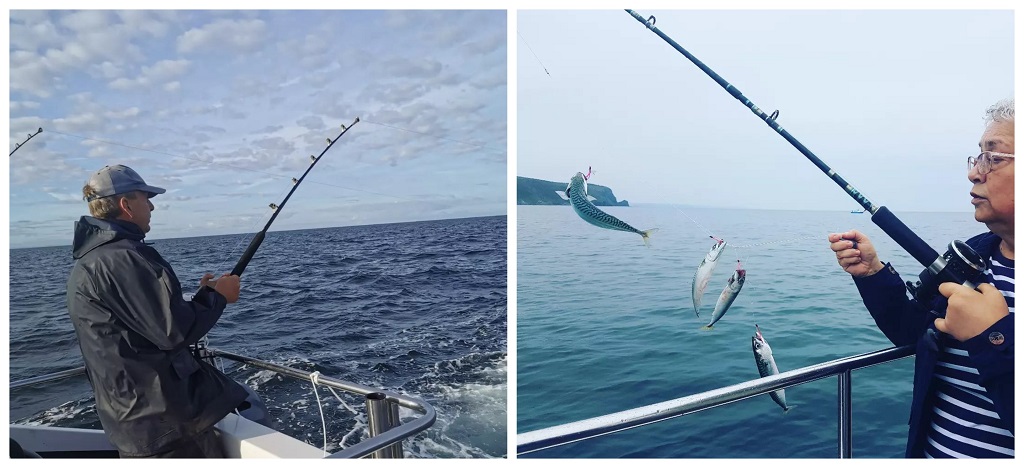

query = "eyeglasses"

[967,151,1015,175]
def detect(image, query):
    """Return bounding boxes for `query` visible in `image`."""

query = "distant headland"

[516,176,629,206]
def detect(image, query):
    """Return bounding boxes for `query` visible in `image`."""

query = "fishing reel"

[906,240,988,317]
[190,335,216,364]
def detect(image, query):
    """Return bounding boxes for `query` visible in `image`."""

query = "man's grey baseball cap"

[85,165,166,201]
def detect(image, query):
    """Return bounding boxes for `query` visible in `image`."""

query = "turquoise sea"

[517,204,982,458]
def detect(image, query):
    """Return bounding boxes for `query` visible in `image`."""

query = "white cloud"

[9,19,63,51]
[115,10,176,38]
[59,10,115,33]
[108,59,190,90]
[296,115,325,131]
[104,107,141,120]
[10,101,41,113]
[177,19,267,55]
[145,59,190,81]
[44,191,83,203]
[52,112,106,133]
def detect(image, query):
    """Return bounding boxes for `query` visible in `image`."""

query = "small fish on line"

[701,260,745,330]
[752,324,794,413]
[557,169,656,246]
[691,236,727,317]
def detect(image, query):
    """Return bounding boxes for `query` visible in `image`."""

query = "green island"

[516,176,629,207]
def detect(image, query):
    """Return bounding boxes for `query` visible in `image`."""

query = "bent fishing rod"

[192,117,359,364]
[10,127,43,156]
[228,117,360,277]
[625,10,986,313]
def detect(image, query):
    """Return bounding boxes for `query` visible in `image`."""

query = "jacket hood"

[72,216,146,259]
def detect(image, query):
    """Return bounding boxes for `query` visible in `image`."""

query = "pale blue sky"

[8,10,507,248]
[518,9,1013,213]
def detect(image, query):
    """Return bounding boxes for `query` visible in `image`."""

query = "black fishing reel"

[906,240,988,316]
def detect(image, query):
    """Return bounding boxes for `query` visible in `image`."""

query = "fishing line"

[10,127,43,156]
[673,205,824,249]
[729,234,828,249]
[45,129,420,203]
[672,206,717,238]
[361,120,506,155]
[517,30,551,77]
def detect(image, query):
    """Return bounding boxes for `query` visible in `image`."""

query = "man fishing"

[828,99,1014,458]
[66,164,248,458]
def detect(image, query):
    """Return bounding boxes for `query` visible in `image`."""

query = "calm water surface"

[517,205,981,458]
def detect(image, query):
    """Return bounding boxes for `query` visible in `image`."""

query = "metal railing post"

[837,370,852,458]
[366,393,400,458]
[387,400,404,458]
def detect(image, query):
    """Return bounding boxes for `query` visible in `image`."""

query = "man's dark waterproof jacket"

[853,232,1014,458]
[66,216,248,457]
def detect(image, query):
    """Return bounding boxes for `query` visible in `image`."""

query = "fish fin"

[783,405,796,414]
[640,228,659,248]
[587,195,597,202]
[555,190,569,201]
[700,325,713,331]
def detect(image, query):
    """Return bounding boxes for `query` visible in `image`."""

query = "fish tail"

[700,325,713,331]
[640,228,659,247]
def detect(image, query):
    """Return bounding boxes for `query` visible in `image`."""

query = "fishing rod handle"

[231,230,266,277]
[870,207,942,266]
[872,206,988,315]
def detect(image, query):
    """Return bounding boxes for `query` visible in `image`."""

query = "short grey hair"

[83,185,137,220]
[984,98,1014,125]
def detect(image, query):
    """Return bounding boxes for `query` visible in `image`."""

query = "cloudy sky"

[8,10,506,248]
[518,9,1013,213]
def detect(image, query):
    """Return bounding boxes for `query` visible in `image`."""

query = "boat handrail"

[9,348,437,459]
[517,345,914,457]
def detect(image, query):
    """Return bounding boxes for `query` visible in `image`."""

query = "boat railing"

[517,345,915,457]
[9,347,437,459]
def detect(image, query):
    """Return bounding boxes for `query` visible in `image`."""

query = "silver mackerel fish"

[691,237,727,317]
[700,261,745,330]
[752,324,794,413]
[560,171,657,246]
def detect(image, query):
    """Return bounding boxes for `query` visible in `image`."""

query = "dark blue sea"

[517,205,983,458]
[9,215,507,458]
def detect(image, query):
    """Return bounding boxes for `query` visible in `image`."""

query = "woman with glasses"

[827,99,1014,458]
